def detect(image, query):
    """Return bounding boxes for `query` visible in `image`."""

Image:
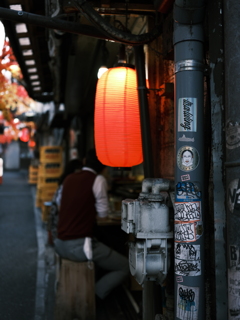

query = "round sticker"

[177,146,200,172]
[228,179,240,214]
[226,121,240,149]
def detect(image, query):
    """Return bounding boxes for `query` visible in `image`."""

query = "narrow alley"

[0,169,141,320]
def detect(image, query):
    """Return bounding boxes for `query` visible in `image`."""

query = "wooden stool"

[54,254,96,320]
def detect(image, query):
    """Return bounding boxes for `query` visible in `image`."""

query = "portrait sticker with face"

[177,146,200,172]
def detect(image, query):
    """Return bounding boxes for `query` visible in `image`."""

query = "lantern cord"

[125,0,129,33]
[134,45,154,177]
[71,0,162,46]
[72,1,124,44]
[100,40,109,66]
[113,20,130,33]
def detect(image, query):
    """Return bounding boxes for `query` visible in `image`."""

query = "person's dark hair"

[85,148,105,173]
[58,158,82,185]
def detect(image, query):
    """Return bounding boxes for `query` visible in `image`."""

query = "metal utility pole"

[224,1,240,318]
[173,1,205,319]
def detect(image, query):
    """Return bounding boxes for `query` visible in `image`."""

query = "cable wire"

[71,0,161,46]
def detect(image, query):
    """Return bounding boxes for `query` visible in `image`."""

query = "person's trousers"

[54,237,129,299]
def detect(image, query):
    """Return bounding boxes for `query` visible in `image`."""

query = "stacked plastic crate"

[28,164,39,184]
[36,146,63,221]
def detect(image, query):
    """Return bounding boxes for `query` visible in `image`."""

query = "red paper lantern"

[94,66,143,167]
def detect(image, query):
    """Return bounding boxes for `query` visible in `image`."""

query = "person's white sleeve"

[93,175,109,218]
[55,185,63,208]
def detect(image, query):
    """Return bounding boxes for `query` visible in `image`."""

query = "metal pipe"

[122,285,140,314]
[0,7,110,40]
[134,45,154,179]
[224,1,240,318]
[173,1,205,319]
[133,45,155,320]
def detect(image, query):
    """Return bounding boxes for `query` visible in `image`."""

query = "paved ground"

[0,170,55,320]
[0,170,38,320]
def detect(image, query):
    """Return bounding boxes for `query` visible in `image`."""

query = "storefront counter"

[97,212,121,226]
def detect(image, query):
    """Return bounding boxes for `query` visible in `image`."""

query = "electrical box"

[121,178,173,285]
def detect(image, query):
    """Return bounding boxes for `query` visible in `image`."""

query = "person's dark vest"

[57,170,97,240]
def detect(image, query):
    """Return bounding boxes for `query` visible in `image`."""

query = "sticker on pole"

[175,243,201,277]
[177,146,200,172]
[175,221,203,243]
[175,258,201,277]
[176,284,199,320]
[175,243,201,261]
[174,201,201,223]
[228,245,240,318]
[228,268,240,318]
[226,120,240,149]
[181,174,191,181]
[176,181,202,201]
[229,245,240,269]
[178,134,195,142]
[228,179,240,215]
[178,97,197,132]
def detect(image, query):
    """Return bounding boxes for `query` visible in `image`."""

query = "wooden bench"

[54,254,96,320]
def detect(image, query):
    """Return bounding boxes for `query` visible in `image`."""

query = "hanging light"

[0,21,5,56]
[0,158,3,184]
[94,46,143,167]
[97,40,109,79]
[97,66,108,79]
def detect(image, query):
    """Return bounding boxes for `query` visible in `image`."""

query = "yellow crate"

[35,197,42,208]
[29,172,38,180]
[40,146,62,163]
[28,178,38,184]
[41,188,57,200]
[37,176,59,188]
[29,171,38,177]
[36,188,43,208]
[29,165,39,173]
[37,185,57,193]
[29,165,39,182]
[39,162,62,177]
[37,186,57,197]
[35,186,57,207]
[36,187,42,196]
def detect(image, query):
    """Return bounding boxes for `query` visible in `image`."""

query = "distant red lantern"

[17,85,28,98]
[19,127,30,142]
[28,139,36,148]
[94,66,143,167]
[0,134,6,144]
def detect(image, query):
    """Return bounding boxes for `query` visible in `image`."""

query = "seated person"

[54,148,129,299]
[50,158,82,242]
